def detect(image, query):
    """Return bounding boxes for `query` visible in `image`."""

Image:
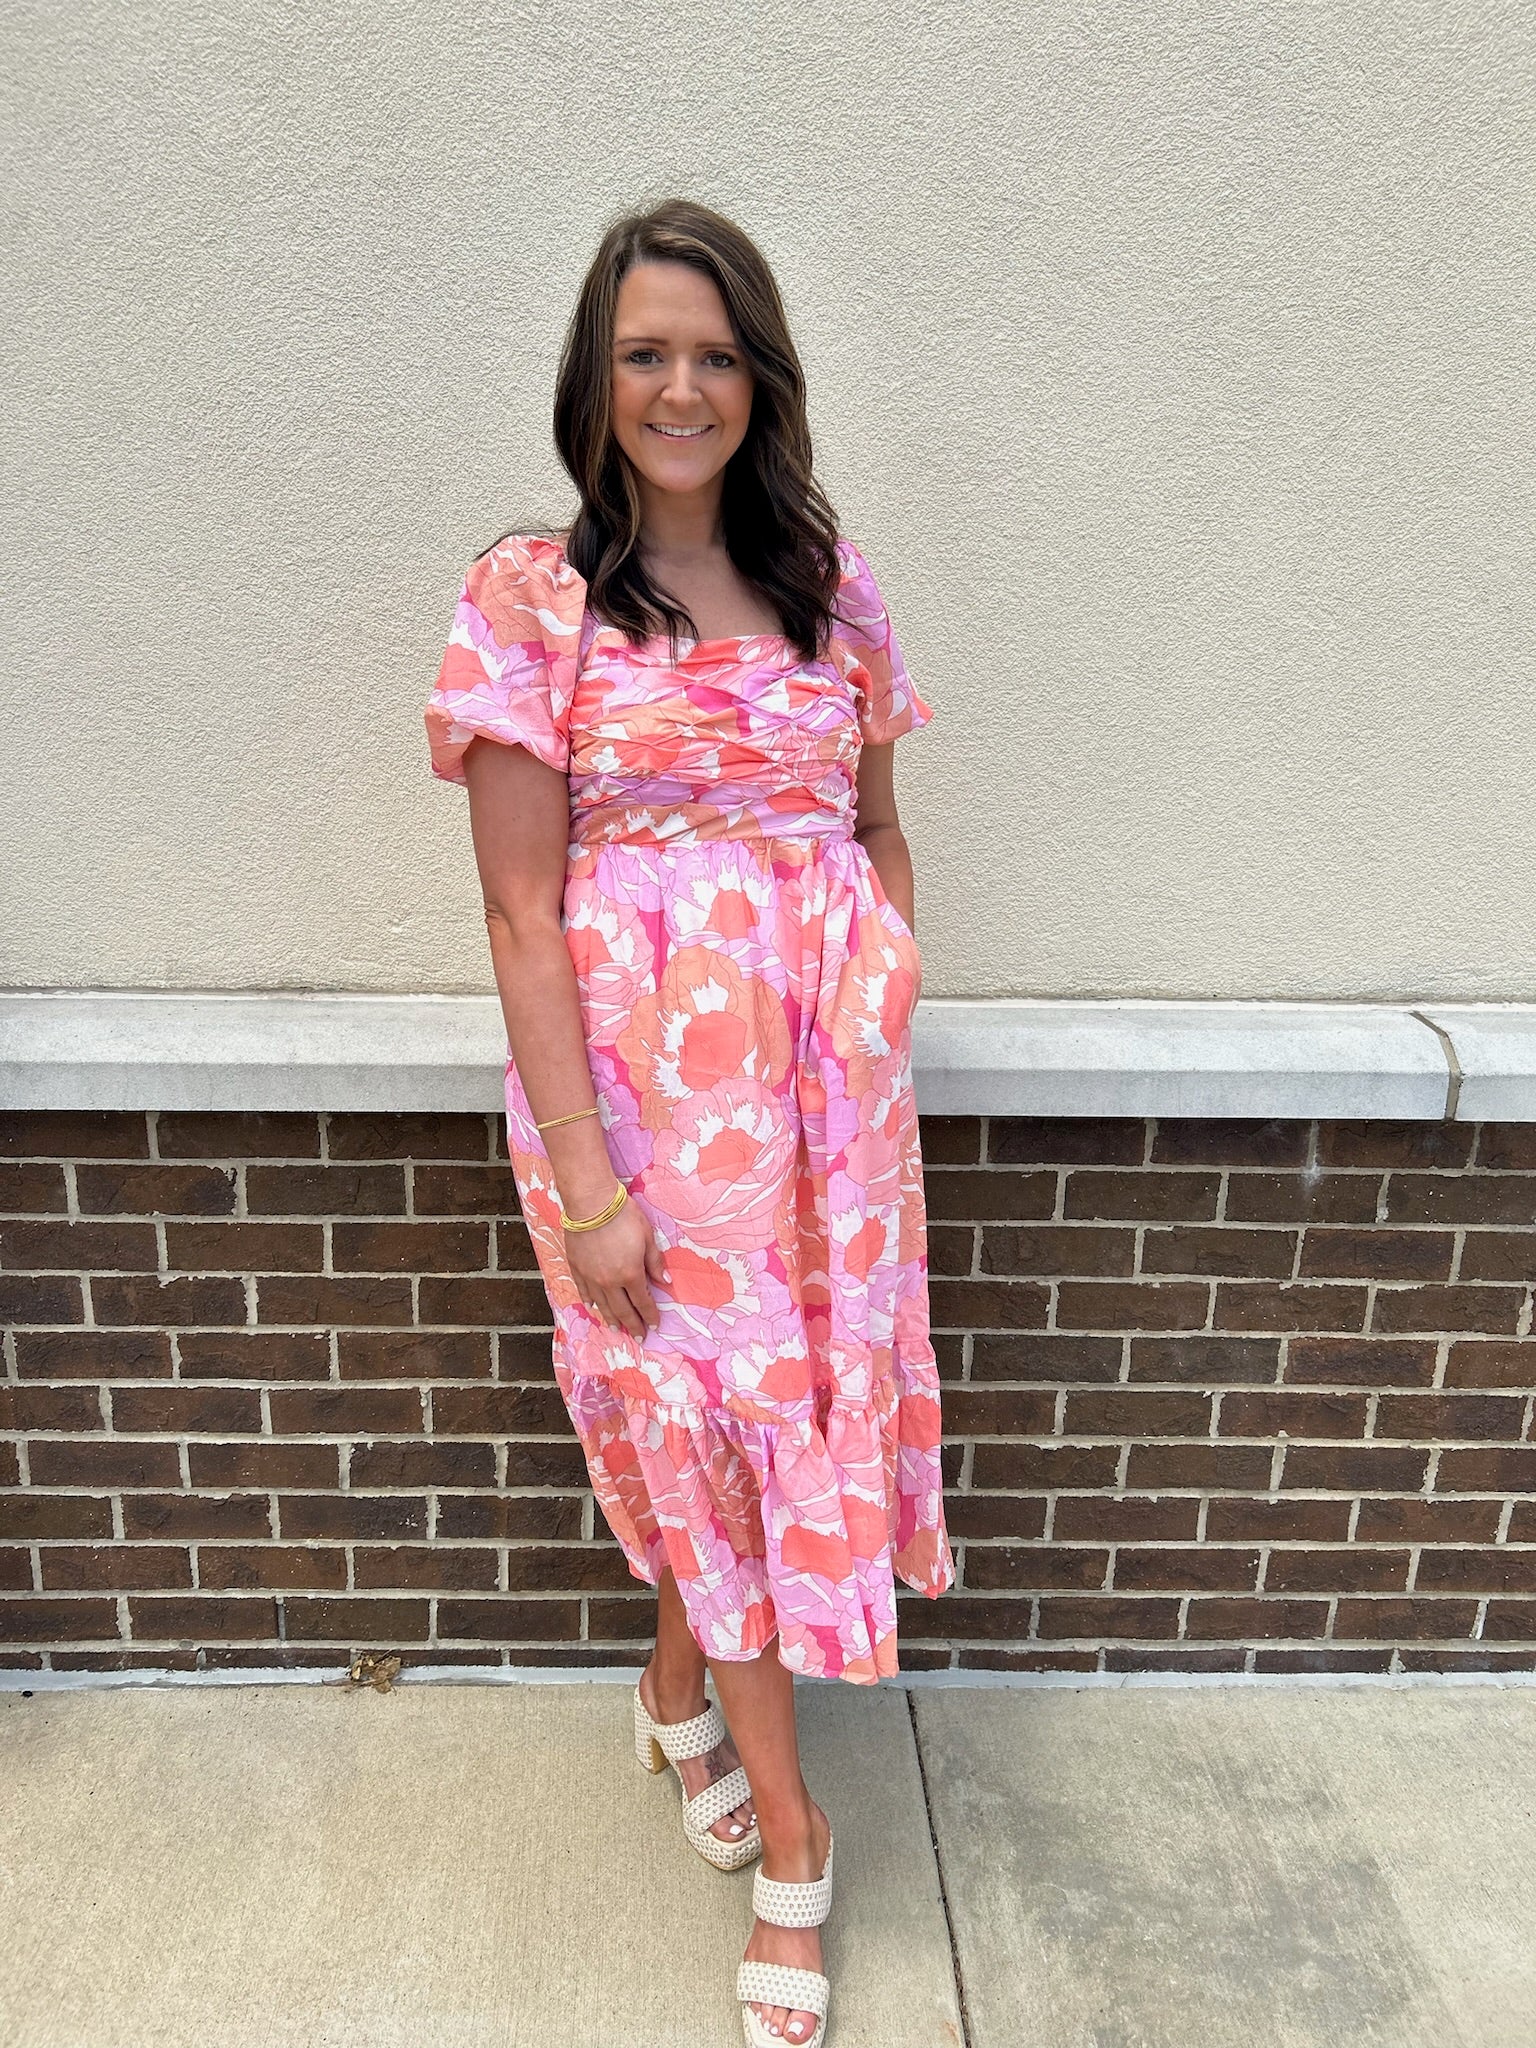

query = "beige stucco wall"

[4,1,1533,1002]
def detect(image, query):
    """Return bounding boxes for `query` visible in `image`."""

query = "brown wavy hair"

[499,198,847,667]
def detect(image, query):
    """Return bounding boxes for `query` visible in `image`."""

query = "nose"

[661,354,703,409]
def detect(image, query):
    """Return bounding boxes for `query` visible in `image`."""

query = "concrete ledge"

[3,990,1522,1120]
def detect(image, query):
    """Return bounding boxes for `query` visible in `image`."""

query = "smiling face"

[610,260,755,513]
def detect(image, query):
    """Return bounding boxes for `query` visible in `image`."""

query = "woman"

[425,198,954,2048]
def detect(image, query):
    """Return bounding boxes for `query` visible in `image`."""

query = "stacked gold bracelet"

[560,1181,630,1232]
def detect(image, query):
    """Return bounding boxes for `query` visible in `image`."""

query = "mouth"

[646,423,715,441]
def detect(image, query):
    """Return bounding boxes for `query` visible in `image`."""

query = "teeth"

[649,424,711,438]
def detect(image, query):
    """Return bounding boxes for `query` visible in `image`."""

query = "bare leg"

[711,1643,832,2046]
[638,1567,756,1843]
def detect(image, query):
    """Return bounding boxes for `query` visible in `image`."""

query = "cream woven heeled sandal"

[737,1831,835,2048]
[632,1683,762,1872]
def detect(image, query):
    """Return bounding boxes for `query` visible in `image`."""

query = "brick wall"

[2,1109,1533,1677]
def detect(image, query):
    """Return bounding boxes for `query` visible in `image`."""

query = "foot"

[638,1660,757,1846]
[744,1798,832,2044]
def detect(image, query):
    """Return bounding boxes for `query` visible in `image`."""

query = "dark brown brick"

[27,1439,181,1488]
[336,1329,493,1380]
[0,1549,33,1591]
[1124,1443,1274,1490]
[435,1495,585,1541]
[896,1596,1032,1642]
[281,1594,431,1639]
[417,1277,551,1326]
[76,1164,237,1217]
[1057,1281,1209,1332]
[964,1546,1107,1590]
[1214,1283,1367,1333]
[278,1494,430,1540]
[13,1329,172,1379]
[112,1386,263,1434]
[1477,1126,1536,1170]
[1435,1446,1536,1492]
[188,1442,340,1488]
[1064,1389,1212,1437]
[927,1168,1056,1224]
[268,1387,423,1436]
[0,1596,120,1640]
[1105,1647,1250,1673]
[941,1388,1057,1435]
[246,1164,407,1216]
[347,1441,496,1489]
[1266,1549,1409,1592]
[349,1546,497,1592]
[332,1222,490,1275]
[504,1442,589,1486]
[1,1384,103,1432]
[122,1494,272,1540]
[441,1596,583,1641]
[1355,1498,1504,1543]
[41,1546,193,1591]
[1282,1444,1429,1491]
[0,1494,114,1540]
[198,1546,348,1591]
[0,1446,17,1486]
[1152,1121,1309,1168]
[1254,1648,1395,1673]
[1416,1550,1536,1594]
[164,1223,326,1273]
[0,1112,149,1159]
[128,1595,278,1640]
[0,1162,68,1212]
[412,1162,524,1215]
[0,1274,84,1324]
[1387,1176,1536,1227]
[918,1116,983,1165]
[969,1334,1121,1384]
[1218,1391,1368,1438]
[327,1114,493,1162]
[1206,1497,1353,1542]
[1482,1601,1536,1641]
[970,1442,1120,1491]
[1318,1122,1473,1169]
[1185,1597,1330,1639]
[1371,1286,1526,1337]
[927,1225,975,1278]
[1065,1172,1221,1224]
[92,1275,246,1327]
[958,1647,1100,1672]
[1286,1337,1437,1387]
[980,1225,1135,1277]
[928,1279,1050,1330]
[1116,1548,1260,1592]
[1399,1647,1536,1670]
[1443,1341,1536,1389]
[988,1119,1145,1166]
[1514,1504,1536,1542]
[431,1385,574,1434]
[1224,1173,1382,1225]
[156,1113,321,1159]
[1376,1392,1526,1441]
[1038,1595,1181,1639]
[1127,1336,1281,1385]
[1333,1597,1479,1640]
[1,1219,159,1272]
[944,1496,1051,1540]
[256,1276,413,1326]
[504,1546,636,1593]
[1458,1233,1536,1284]
[1142,1227,1297,1279]
[1053,1495,1201,1541]
[177,1332,331,1382]
[1300,1229,1455,1282]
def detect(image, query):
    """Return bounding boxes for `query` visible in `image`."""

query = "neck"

[635,475,727,559]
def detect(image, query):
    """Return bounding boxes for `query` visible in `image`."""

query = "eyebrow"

[614,335,739,349]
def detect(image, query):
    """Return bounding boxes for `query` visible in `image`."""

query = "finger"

[643,1234,670,1290]
[624,1277,660,1334]
[597,1285,645,1341]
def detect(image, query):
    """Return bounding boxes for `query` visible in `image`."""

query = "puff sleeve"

[424,534,581,784]
[834,538,935,746]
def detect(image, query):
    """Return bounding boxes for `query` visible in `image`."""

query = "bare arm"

[462,735,666,1338]
[853,740,918,931]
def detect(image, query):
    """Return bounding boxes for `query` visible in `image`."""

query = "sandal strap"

[683,1764,756,1838]
[641,1694,726,1764]
[752,1838,834,1928]
[736,1961,829,2019]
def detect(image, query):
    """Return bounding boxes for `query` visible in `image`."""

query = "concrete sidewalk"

[2,1676,1532,2047]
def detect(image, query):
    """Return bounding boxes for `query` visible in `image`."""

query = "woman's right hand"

[564,1193,669,1341]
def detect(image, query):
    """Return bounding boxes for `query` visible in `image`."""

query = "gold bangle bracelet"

[560,1182,629,1232]
[536,1106,601,1132]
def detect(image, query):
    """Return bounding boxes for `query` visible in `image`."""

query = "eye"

[624,348,660,366]
[705,351,738,368]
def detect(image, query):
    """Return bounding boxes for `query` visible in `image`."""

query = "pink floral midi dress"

[426,532,955,1683]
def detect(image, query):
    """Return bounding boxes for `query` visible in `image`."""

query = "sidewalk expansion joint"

[905,1684,973,2048]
